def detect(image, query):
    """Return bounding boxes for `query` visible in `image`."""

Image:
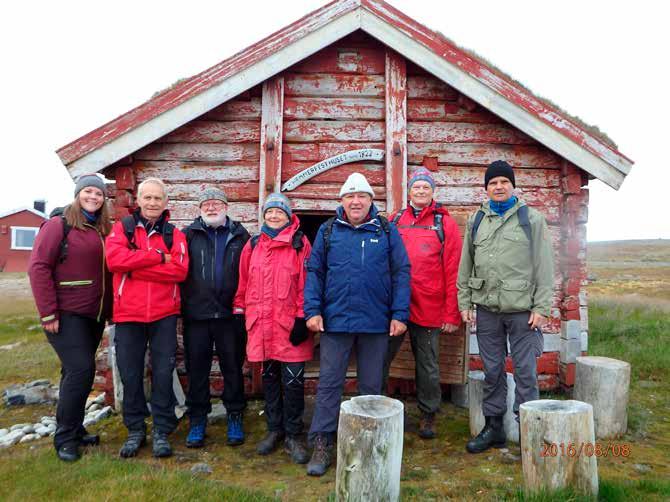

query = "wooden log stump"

[468,371,519,443]
[336,395,404,502]
[520,400,598,496]
[574,356,630,439]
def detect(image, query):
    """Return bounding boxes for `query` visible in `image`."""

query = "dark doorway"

[297,212,334,245]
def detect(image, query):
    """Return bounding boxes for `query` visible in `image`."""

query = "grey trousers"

[476,308,544,418]
[382,322,441,415]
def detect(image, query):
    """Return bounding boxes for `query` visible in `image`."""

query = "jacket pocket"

[499,279,532,312]
[245,311,260,332]
[468,277,486,305]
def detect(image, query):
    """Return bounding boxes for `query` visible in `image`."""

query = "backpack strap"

[250,234,261,250]
[391,209,405,226]
[121,215,139,250]
[251,231,304,252]
[378,215,390,234]
[469,209,486,260]
[323,217,337,254]
[517,205,533,246]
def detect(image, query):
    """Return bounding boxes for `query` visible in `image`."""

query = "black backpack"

[469,204,533,261]
[120,214,174,251]
[391,204,445,254]
[250,230,304,252]
[322,215,391,254]
[47,207,72,264]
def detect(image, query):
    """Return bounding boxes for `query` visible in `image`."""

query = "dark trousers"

[262,360,305,436]
[46,312,104,450]
[115,315,178,434]
[476,308,544,418]
[382,322,442,414]
[183,318,246,419]
[309,332,388,441]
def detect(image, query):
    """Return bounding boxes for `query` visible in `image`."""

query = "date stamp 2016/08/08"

[540,442,631,458]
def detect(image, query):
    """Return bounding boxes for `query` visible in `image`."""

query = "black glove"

[289,317,308,346]
[233,314,246,336]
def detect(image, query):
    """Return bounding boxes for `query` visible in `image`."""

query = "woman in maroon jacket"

[28,174,112,462]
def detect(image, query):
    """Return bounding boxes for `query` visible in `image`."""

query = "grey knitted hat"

[263,192,292,218]
[74,174,107,197]
[198,186,228,206]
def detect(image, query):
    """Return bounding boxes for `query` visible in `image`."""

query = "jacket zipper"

[201,249,205,280]
[97,228,105,322]
[361,239,365,266]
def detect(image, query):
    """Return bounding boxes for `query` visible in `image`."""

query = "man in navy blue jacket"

[304,172,411,476]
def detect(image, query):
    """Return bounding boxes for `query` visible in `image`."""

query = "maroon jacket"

[28,216,112,326]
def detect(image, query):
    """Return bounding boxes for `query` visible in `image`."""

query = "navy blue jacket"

[304,204,411,333]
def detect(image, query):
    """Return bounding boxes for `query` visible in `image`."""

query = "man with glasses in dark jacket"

[181,187,250,448]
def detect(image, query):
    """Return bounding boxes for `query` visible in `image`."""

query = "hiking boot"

[79,433,100,446]
[256,430,285,455]
[57,443,81,462]
[186,418,207,448]
[466,416,506,453]
[227,412,245,446]
[285,435,309,464]
[152,431,173,458]
[418,412,436,439]
[119,428,146,458]
[306,434,332,476]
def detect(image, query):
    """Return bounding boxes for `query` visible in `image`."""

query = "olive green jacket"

[457,199,554,317]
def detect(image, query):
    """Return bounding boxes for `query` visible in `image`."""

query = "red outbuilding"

[0,206,47,273]
[55,0,633,405]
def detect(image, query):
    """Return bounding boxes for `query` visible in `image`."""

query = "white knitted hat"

[339,172,374,198]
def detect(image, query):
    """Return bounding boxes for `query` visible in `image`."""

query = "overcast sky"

[1,0,667,241]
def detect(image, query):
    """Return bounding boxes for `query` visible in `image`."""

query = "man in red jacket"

[106,177,188,459]
[383,168,462,439]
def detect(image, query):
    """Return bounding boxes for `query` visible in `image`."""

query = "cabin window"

[11,226,39,250]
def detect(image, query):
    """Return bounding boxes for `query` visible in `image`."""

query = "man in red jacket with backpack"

[383,168,462,439]
[106,177,189,459]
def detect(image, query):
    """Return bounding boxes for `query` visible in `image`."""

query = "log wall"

[93,31,590,402]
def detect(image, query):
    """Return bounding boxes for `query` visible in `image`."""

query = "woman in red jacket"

[28,174,112,462]
[233,193,313,464]
[383,168,462,439]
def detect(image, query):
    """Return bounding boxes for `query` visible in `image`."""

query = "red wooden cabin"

[0,206,47,273]
[55,0,633,405]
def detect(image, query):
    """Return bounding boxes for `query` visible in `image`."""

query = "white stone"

[208,403,227,424]
[560,338,582,364]
[10,423,30,432]
[0,429,8,438]
[83,418,95,428]
[468,371,519,443]
[35,426,50,437]
[561,320,581,340]
[1,430,25,447]
[20,434,39,443]
[21,425,35,434]
[94,393,106,405]
[41,416,56,424]
[87,403,101,412]
[96,406,112,421]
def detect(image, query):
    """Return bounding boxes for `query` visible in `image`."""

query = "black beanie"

[484,160,515,188]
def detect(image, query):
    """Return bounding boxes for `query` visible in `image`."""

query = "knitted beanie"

[198,186,228,206]
[339,172,374,198]
[74,174,107,197]
[263,192,292,218]
[408,167,436,190]
[484,160,516,187]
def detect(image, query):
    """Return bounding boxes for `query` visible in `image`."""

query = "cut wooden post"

[574,356,630,438]
[336,395,404,502]
[259,76,284,220]
[385,49,407,214]
[468,371,519,443]
[106,325,124,412]
[520,400,598,496]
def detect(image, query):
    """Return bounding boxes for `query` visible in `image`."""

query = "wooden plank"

[168,201,258,222]
[407,75,458,100]
[163,182,259,202]
[433,187,562,207]
[408,99,502,123]
[204,97,262,120]
[135,143,260,162]
[134,161,259,182]
[284,73,385,97]
[259,77,285,218]
[282,161,385,185]
[410,165,561,188]
[407,143,562,168]
[284,97,385,120]
[289,46,385,74]
[385,49,407,214]
[407,122,534,145]
[288,183,386,201]
[284,142,385,162]
[284,120,384,142]
[161,120,260,143]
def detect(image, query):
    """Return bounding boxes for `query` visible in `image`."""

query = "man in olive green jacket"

[457,160,554,454]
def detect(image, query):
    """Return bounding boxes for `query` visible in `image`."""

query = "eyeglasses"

[201,201,226,210]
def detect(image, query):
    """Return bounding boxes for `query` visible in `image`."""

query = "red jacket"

[233,215,313,363]
[28,216,112,326]
[105,211,189,323]
[390,201,462,327]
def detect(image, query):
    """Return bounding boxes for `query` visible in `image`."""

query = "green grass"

[0,447,273,502]
[511,478,670,501]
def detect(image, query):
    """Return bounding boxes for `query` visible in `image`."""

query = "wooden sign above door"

[281,148,384,191]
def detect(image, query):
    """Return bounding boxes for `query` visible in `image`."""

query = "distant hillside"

[588,239,670,265]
